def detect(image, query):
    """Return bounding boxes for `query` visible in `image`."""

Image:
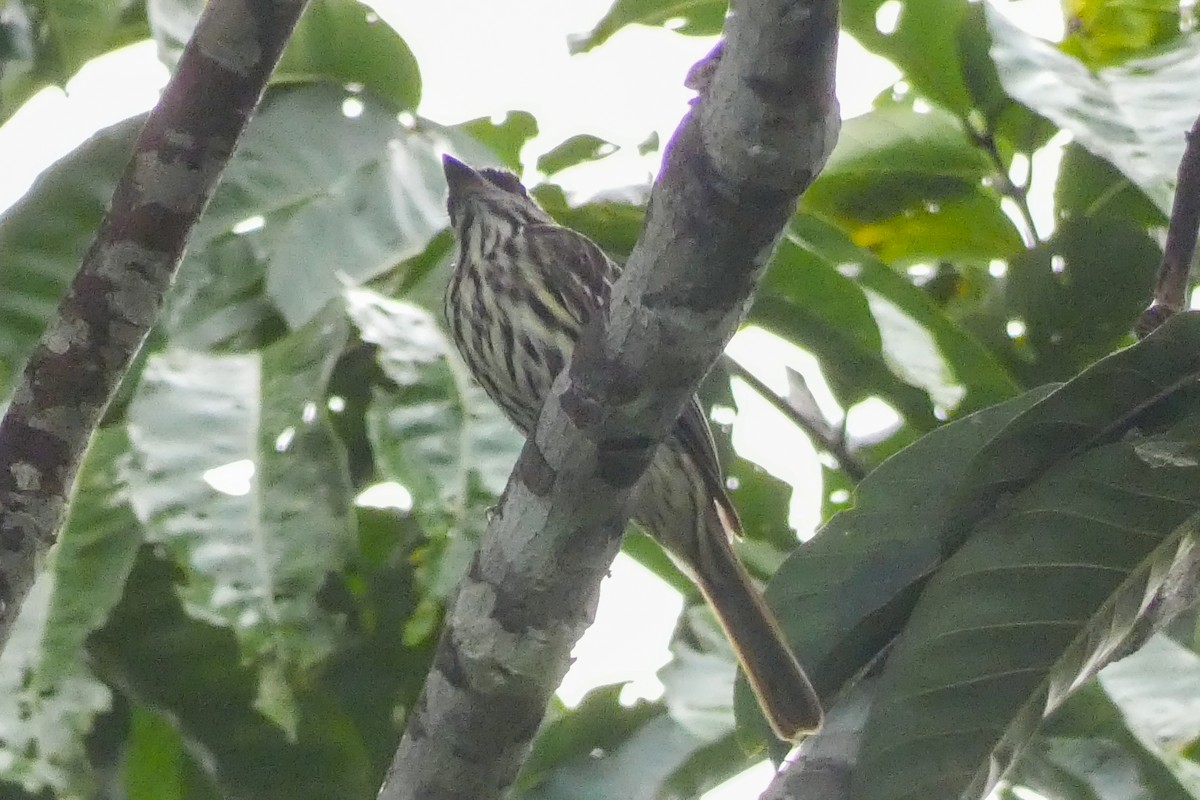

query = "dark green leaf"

[851,315,1200,799]
[855,437,1200,800]
[531,187,647,260]
[90,549,374,800]
[1000,217,1159,383]
[735,384,1055,746]
[1055,143,1167,229]
[947,310,1200,532]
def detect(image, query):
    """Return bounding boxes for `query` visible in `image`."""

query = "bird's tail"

[692,501,823,740]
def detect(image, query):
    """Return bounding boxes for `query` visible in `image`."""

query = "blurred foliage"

[2,0,1200,798]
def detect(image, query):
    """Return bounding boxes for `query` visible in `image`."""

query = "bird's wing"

[522,224,617,325]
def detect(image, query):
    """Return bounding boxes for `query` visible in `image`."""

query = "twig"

[0,0,308,650]
[1137,111,1200,338]
[972,128,1041,248]
[721,355,867,482]
[378,1,841,798]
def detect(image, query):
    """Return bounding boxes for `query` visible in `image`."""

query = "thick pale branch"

[0,0,307,649]
[380,2,840,798]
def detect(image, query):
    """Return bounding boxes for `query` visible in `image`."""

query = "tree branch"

[1137,111,1200,338]
[0,0,307,650]
[721,355,867,482]
[379,2,840,798]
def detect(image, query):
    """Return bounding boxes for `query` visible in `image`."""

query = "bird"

[440,154,822,739]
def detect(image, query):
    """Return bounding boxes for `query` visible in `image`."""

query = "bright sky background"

[0,2,1066,796]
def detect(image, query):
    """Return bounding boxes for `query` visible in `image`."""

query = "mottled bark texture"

[0,0,309,649]
[380,2,841,798]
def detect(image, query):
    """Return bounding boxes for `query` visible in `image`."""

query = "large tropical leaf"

[122,308,355,728]
[853,314,1200,800]
[988,6,1200,215]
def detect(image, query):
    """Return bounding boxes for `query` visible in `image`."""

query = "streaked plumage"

[441,155,822,739]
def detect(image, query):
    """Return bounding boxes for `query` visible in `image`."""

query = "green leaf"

[314,506,435,777]
[89,548,374,800]
[536,135,619,176]
[988,6,1200,215]
[123,309,355,727]
[121,706,189,800]
[531,187,647,260]
[1061,0,1183,68]
[788,214,1019,415]
[518,685,661,792]
[998,216,1159,383]
[345,288,523,592]
[523,708,720,800]
[173,85,450,333]
[751,233,941,427]
[1098,635,1200,749]
[1011,681,1199,800]
[569,0,726,54]
[852,316,1200,800]
[735,384,1055,745]
[0,115,140,396]
[0,0,148,123]
[841,0,975,115]
[0,427,140,796]
[947,311,1200,532]
[274,0,421,112]
[0,84,454,386]
[1055,143,1167,229]
[457,111,540,172]
[803,105,1020,263]
[40,428,143,684]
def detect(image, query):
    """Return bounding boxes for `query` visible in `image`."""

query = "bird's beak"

[442,154,486,195]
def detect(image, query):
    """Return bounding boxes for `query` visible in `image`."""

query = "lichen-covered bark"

[380,2,840,798]
[0,0,309,650]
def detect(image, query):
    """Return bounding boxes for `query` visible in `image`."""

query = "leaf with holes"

[122,307,355,729]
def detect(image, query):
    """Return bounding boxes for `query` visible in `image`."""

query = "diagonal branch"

[379,2,841,798]
[1137,111,1200,338]
[722,355,867,482]
[0,0,309,650]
